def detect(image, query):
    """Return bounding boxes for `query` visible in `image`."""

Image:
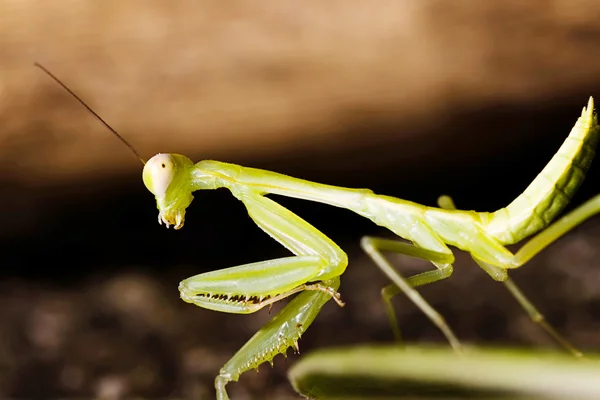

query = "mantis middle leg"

[439,195,584,357]
[360,236,462,351]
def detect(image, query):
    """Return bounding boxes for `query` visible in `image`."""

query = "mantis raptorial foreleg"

[439,194,588,357]
[215,278,340,400]
[179,191,346,313]
[360,237,461,350]
[179,191,346,399]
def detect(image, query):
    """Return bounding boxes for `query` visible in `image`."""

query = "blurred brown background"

[1,1,600,399]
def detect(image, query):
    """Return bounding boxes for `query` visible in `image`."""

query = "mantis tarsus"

[35,63,600,400]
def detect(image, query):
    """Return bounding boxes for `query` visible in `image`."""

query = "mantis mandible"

[35,63,600,400]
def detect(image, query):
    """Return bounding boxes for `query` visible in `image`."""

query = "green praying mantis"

[35,63,600,400]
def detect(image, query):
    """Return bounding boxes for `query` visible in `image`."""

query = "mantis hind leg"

[484,260,583,357]
[438,195,584,358]
[360,236,462,351]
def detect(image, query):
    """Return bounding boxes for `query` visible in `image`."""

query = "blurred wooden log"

[1,0,600,188]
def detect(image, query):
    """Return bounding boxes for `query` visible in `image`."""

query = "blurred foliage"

[289,345,600,399]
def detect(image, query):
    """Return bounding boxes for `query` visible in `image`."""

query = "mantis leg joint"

[305,281,345,307]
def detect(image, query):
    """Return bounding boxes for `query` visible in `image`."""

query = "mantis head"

[142,153,195,230]
[34,63,198,230]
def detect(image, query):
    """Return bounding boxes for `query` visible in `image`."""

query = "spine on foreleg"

[485,97,600,245]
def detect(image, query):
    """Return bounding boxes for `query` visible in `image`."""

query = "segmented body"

[172,100,600,398]
[190,98,599,272]
[487,103,600,244]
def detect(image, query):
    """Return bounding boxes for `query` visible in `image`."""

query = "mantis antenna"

[33,62,146,165]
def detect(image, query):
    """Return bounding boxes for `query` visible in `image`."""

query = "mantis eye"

[142,153,176,197]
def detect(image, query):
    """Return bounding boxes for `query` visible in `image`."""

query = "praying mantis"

[35,63,600,400]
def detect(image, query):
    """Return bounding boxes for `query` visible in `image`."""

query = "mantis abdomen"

[486,98,600,245]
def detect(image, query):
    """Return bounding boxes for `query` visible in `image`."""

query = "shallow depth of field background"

[1,2,600,399]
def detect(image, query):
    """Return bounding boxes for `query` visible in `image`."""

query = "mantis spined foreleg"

[178,191,349,399]
[35,63,600,399]
[214,278,340,400]
[178,190,347,314]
